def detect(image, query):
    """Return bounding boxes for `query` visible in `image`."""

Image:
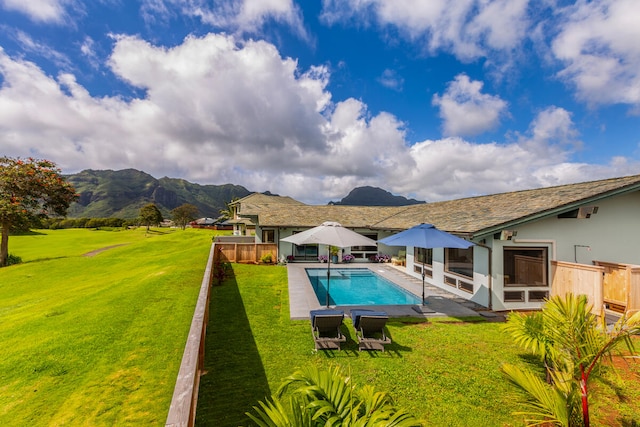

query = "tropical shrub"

[502,293,640,427]
[246,365,422,426]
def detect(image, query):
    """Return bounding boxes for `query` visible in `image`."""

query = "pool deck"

[287,262,489,320]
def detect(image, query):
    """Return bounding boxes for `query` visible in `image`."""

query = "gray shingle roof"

[249,175,640,237]
[233,193,306,216]
[258,205,408,228]
[376,174,640,236]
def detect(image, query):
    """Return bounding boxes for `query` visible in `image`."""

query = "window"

[504,290,525,302]
[289,231,318,260]
[294,244,318,260]
[351,233,377,252]
[262,229,275,243]
[445,247,473,278]
[414,247,433,266]
[351,233,378,259]
[529,290,549,302]
[503,247,548,287]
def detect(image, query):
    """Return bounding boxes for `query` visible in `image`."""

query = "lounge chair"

[391,250,406,266]
[310,309,347,350]
[351,310,392,352]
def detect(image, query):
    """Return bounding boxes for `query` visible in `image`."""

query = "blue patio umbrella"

[378,223,474,309]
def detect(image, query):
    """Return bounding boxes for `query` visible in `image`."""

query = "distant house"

[189,217,233,230]
[229,175,640,311]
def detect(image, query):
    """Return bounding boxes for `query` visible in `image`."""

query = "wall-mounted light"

[499,230,517,240]
[577,206,599,219]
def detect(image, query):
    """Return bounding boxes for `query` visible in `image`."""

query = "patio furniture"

[351,310,392,352]
[391,250,406,266]
[310,309,346,350]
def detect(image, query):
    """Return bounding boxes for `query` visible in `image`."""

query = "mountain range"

[64,169,424,219]
[65,169,251,219]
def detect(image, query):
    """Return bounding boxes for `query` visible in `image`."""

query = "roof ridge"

[427,173,640,205]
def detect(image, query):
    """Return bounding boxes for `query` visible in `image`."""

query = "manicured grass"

[9,227,153,262]
[197,263,640,427]
[0,228,219,426]
[4,232,638,426]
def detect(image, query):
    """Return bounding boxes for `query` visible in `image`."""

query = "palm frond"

[502,363,577,427]
[245,396,296,427]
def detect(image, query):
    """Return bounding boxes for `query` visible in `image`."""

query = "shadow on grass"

[335,325,411,357]
[10,229,47,236]
[195,268,269,427]
[144,229,171,235]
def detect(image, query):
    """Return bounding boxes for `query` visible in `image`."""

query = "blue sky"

[1,0,640,204]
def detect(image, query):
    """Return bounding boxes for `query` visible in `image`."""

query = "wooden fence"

[165,244,217,427]
[550,260,604,315]
[216,242,278,264]
[551,260,640,315]
[630,267,640,314]
[594,261,640,314]
[165,241,280,426]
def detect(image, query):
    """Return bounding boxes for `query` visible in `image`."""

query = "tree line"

[32,202,202,231]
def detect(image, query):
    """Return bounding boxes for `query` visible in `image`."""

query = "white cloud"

[320,0,531,61]
[0,33,637,205]
[80,36,101,69]
[395,106,632,202]
[377,69,404,91]
[432,74,508,137]
[13,29,72,69]
[0,0,77,24]
[142,0,308,39]
[552,0,640,107]
[527,106,577,146]
[320,0,640,110]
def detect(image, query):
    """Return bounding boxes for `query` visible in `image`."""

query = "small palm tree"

[502,293,640,427]
[219,197,239,221]
[246,365,422,426]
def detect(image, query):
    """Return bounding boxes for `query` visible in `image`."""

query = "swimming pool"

[306,268,421,306]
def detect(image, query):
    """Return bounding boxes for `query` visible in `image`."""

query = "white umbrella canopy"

[281,221,377,307]
[280,221,377,248]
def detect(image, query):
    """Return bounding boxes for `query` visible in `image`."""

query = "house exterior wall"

[381,190,640,311]
[489,190,640,311]
[515,191,640,265]
[381,243,491,308]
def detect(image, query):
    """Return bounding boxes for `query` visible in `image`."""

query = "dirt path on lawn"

[82,244,128,257]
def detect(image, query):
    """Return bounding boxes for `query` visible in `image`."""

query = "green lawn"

[3,231,638,426]
[0,228,218,426]
[196,263,640,427]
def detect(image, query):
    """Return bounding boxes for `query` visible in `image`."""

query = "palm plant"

[219,197,239,221]
[502,293,640,427]
[246,365,422,426]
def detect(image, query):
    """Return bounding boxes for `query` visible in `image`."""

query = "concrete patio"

[286,262,493,320]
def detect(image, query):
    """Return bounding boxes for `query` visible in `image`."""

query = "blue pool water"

[306,268,421,305]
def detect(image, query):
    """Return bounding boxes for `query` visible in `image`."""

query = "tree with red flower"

[0,157,78,267]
